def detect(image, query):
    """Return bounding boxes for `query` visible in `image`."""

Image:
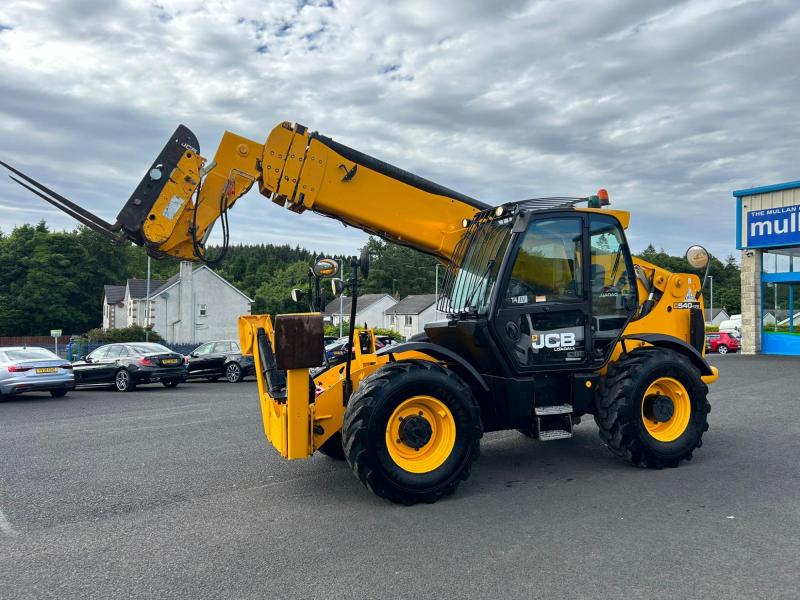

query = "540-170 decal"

[673,286,700,310]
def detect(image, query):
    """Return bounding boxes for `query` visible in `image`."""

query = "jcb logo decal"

[532,333,576,349]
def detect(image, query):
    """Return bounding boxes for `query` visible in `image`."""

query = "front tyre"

[342,360,482,505]
[595,347,710,468]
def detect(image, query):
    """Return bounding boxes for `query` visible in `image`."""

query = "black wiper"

[463,259,495,313]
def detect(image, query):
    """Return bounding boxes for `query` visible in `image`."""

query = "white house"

[324,294,397,329]
[704,308,730,326]
[385,294,438,339]
[102,262,252,344]
[102,285,126,330]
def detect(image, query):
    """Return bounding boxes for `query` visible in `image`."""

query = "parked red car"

[705,332,740,354]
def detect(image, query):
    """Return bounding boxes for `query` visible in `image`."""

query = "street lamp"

[707,275,713,325]
[145,255,151,341]
[331,277,344,337]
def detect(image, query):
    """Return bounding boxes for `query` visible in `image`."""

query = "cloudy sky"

[0,0,798,259]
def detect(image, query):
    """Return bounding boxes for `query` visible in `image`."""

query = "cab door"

[492,213,591,373]
[587,213,638,364]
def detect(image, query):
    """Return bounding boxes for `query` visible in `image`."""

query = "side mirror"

[685,245,711,294]
[359,247,370,280]
[685,245,710,270]
[79,355,87,362]
[313,258,339,278]
[290,288,306,303]
[84,356,92,363]
[330,278,345,296]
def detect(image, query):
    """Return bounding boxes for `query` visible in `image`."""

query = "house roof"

[148,265,253,303]
[324,294,393,316]
[704,308,728,321]
[127,278,167,299]
[104,285,125,304]
[107,263,252,304]
[150,273,181,296]
[386,294,437,315]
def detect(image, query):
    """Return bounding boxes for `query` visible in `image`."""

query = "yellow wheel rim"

[385,395,456,474]
[641,377,691,442]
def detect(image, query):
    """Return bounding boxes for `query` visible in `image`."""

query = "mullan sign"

[746,203,800,248]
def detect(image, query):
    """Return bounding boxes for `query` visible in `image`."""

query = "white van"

[719,314,741,334]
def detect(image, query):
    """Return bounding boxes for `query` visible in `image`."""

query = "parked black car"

[73,342,188,392]
[185,340,254,383]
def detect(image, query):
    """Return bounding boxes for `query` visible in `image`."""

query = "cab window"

[505,217,583,306]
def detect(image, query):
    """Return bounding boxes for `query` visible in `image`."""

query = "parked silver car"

[0,346,74,398]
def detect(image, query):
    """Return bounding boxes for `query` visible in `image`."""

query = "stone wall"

[740,249,761,354]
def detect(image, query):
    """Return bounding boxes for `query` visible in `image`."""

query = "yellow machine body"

[3,119,718,477]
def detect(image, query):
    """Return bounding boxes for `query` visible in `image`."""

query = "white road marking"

[0,506,17,536]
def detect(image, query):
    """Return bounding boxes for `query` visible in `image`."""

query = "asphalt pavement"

[1,355,799,599]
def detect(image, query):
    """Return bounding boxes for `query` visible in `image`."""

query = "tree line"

[0,221,741,337]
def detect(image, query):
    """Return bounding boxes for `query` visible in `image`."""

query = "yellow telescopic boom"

[2,122,488,263]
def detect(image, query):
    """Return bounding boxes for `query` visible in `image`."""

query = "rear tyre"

[50,389,68,398]
[225,362,242,383]
[162,380,180,388]
[342,360,482,505]
[717,344,728,354]
[595,347,710,468]
[115,369,135,392]
[317,432,346,460]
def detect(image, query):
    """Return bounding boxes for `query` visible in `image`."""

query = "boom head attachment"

[1,125,206,258]
[115,125,205,251]
[2,124,265,261]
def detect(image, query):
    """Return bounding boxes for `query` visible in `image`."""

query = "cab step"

[534,404,572,416]
[538,428,573,441]
[535,409,574,441]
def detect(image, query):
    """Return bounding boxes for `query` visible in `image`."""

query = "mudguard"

[376,341,489,392]
[620,333,714,376]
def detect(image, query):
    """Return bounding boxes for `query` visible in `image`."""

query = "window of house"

[199,304,208,317]
[405,315,413,326]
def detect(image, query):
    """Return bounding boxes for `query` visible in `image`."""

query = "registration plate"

[36,367,58,374]
[161,358,179,365]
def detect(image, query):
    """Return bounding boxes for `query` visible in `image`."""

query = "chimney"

[180,261,193,282]
[178,261,194,344]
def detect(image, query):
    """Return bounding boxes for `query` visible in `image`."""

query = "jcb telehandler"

[2,121,718,504]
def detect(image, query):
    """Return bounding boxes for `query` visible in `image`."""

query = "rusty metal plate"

[274,313,324,370]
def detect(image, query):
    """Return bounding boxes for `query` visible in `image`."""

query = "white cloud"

[0,0,798,260]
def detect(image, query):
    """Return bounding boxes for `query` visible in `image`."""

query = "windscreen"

[439,218,512,315]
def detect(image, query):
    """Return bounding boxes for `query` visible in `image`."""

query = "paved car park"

[1,355,799,599]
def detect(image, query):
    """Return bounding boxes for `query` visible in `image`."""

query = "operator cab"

[432,196,638,376]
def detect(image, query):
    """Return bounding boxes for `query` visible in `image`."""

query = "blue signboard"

[746,203,800,248]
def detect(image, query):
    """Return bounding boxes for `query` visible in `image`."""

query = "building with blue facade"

[734,180,800,355]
